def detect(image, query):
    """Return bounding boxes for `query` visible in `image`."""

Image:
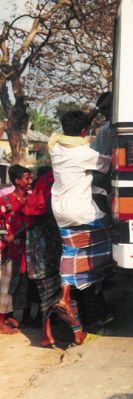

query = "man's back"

[50,142,110,227]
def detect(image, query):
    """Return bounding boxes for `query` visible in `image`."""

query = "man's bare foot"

[53,301,75,325]
[5,317,20,328]
[40,336,70,349]
[41,318,56,348]
[74,330,87,345]
[40,336,55,348]
[0,320,20,334]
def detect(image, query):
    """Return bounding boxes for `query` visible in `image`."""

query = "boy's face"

[16,172,32,191]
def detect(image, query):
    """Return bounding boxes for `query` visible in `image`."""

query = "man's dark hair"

[8,164,31,185]
[96,91,111,108]
[96,91,112,121]
[61,110,89,136]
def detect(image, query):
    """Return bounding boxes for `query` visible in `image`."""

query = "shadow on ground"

[107,395,133,399]
[21,270,133,348]
[104,270,133,337]
[21,314,74,349]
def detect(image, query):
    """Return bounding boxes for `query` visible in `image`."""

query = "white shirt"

[0,147,5,160]
[50,143,111,227]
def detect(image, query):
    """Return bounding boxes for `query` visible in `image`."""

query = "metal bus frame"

[112,0,133,269]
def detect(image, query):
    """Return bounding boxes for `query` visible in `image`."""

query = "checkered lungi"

[26,217,61,320]
[59,219,112,290]
[0,259,13,314]
[36,274,60,321]
[26,227,47,280]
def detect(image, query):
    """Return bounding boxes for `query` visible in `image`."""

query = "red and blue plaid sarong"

[59,219,112,290]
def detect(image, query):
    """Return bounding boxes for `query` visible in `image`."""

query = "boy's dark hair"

[8,164,31,185]
[61,110,89,136]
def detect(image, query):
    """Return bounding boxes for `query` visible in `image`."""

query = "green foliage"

[55,100,80,121]
[28,109,57,135]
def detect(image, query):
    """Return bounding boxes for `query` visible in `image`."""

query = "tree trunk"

[6,99,29,165]
[7,129,28,165]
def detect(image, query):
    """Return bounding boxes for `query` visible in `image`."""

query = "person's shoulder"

[101,120,111,132]
[0,185,15,197]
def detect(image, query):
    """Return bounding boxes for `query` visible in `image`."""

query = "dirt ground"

[0,326,64,399]
[1,271,133,399]
[0,323,99,399]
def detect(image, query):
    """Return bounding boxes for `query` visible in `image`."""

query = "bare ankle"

[74,331,87,345]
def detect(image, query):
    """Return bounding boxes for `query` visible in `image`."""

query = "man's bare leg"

[73,330,87,345]
[40,318,55,347]
[54,285,75,324]
[59,285,72,314]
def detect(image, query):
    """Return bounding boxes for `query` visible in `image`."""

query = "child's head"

[8,164,32,191]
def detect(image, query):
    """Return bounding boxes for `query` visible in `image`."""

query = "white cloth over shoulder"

[50,143,111,227]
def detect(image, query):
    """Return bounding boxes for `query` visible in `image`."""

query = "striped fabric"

[59,220,112,290]
[25,211,62,321]
[36,275,60,321]
[70,298,82,333]
[0,259,13,314]
[26,226,47,280]
[26,225,61,320]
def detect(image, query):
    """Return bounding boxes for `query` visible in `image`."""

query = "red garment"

[22,170,54,216]
[0,171,54,272]
[0,192,33,272]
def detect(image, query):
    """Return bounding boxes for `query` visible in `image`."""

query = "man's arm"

[91,121,112,155]
[81,146,111,174]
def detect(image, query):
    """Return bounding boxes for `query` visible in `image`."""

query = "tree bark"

[6,102,29,165]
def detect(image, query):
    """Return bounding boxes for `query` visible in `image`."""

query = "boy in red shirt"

[0,164,32,333]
